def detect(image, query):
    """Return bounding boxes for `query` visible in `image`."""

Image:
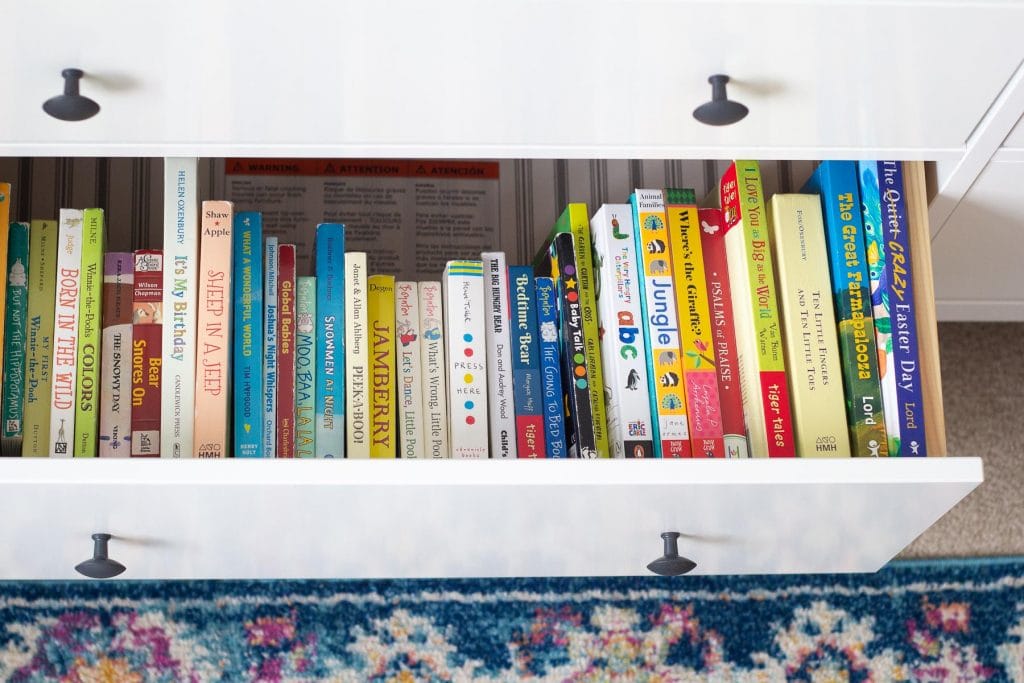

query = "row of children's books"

[0,158,928,457]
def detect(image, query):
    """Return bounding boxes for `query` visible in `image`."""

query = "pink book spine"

[193,201,233,458]
[276,244,296,458]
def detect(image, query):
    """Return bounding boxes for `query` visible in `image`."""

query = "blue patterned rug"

[1,559,1023,681]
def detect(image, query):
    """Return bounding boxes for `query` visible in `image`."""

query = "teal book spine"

[296,276,317,458]
[1,222,29,451]
[314,224,344,458]
[233,212,263,457]
[803,161,889,457]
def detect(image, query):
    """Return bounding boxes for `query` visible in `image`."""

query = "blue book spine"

[534,276,566,458]
[233,213,263,457]
[315,223,345,458]
[509,266,545,458]
[879,161,927,456]
[263,237,279,458]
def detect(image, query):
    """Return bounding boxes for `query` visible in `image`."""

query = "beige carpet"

[900,322,1024,557]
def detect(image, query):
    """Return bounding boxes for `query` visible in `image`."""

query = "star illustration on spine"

[564,277,577,290]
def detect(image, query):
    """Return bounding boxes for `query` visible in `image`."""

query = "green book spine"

[545,204,610,458]
[22,220,58,456]
[73,208,105,457]
[296,276,317,458]
[1,222,30,451]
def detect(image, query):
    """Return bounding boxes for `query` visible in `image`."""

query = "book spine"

[314,224,345,458]
[443,260,488,458]
[880,160,928,456]
[508,266,545,458]
[1,222,29,453]
[698,208,749,458]
[296,276,317,458]
[22,219,58,457]
[72,210,104,456]
[858,161,901,456]
[721,161,796,457]
[534,276,567,458]
[558,204,610,457]
[0,183,10,382]
[345,252,369,458]
[803,161,888,457]
[193,201,233,458]
[482,252,517,458]
[631,190,691,458]
[277,244,297,458]
[664,190,725,458]
[130,249,163,456]
[590,205,655,458]
[232,212,263,458]
[263,238,279,457]
[769,194,851,457]
[368,274,396,458]
[417,281,449,458]
[160,157,199,459]
[49,209,83,457]
[98,253,133,457]
[546,233,600,459]
[396,281,424,458]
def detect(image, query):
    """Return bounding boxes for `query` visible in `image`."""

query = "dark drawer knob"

[43,68,100,122]
[693,74,748,126]
[647,531,696,576]
[75,533,126,579]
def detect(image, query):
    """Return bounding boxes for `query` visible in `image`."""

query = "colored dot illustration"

[464,373,473,383]
[565,265,575,275]
[573,353,584,364]
[463,333,473,342]
[574,366,586,377]
[567,291,579,303]
[464,400,474,410]
[576,378,588,389]
[466,416,476,425]
[464,348,473,357]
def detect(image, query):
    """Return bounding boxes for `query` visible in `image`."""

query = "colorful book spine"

[193,201,233,458]
[630,190,691,458]
[72,210,104,457]
[698,208,749,458]
[664,189,726,458]
[0,183,10,380]
[590,205,654,459]
[98,253,133,457]
[443,260,488,459]
[508,266,545,458]
[803,161,888,457]
[1,222,29,454]
[879,160,928,456]
[721,161,796,457]
[131,249,163,457]
[768,194,851,457]
[22,219,58,457]
[482,251,517,459]
[858,161,900,457]
[368,274,396,458]
[49,209,83,457]
[543,204,609,457]
[262,237,278,458]
[534,276,566,458]
[542,233,600,458]
[418,281,448,458]
[232,212,263,458]
[296,276,317,458]
[277,244,297,458]
[160,157,199,459]
[396,281,424,458]
[346,251,369,458]
[314,224,345,458]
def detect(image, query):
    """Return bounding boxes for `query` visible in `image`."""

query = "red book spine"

[276,244,297,458]
[131,250,163,456]
[699,208,748,458]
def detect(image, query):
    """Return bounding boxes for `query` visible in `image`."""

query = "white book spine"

[263,237,279,458]
[443,260,488,459]
[345,252,369,458]
[481,252,516,459]
[49,209,83,457]
[160,157,199,458]
[395,281,424,458]
[418,281,448,458]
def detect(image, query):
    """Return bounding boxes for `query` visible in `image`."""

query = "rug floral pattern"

[2,559,1024,681]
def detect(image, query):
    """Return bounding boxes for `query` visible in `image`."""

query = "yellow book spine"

[368,274,396,458]
[769,195,851,457]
